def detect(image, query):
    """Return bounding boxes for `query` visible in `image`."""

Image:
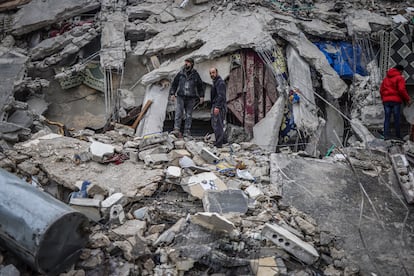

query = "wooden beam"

[131,100,153,131]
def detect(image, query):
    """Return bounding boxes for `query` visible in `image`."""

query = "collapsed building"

[0,0,414,275]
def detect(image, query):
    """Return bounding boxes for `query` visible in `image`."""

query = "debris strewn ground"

[0,0,414,275]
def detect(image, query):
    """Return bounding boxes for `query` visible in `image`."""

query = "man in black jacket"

[169,58,204,138]
[209,67,227,148]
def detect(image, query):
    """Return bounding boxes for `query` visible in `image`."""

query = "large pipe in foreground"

[0,168,89,274]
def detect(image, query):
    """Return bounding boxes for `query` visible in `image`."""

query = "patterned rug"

[380,23,414,85]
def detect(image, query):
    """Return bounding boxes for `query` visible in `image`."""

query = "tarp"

[314,41,368,79]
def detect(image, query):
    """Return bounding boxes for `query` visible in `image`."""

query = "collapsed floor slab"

[274,153,414,275]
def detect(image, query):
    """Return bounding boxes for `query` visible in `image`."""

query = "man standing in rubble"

[169,58,204,138]
[380,64,411,140]
[209,67,227,148]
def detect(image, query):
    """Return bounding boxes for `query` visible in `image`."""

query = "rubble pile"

[0,130,357,275]
[0,0,413,275]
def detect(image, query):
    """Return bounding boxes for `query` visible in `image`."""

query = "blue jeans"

[383,101,401,139]
[174,96,197,133]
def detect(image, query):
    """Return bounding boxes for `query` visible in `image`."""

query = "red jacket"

[380,68,410,104]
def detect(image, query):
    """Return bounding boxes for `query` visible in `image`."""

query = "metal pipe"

[0,168,89,275]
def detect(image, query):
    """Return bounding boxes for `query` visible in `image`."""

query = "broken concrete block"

[153,218,187,246]
[181,172,227,199]
[390,154,414,204]
[89,141,115,162]
[124,149,139,162]
[245,185,264,200]
[174,140,185,149]
[89,233,111,249]
[87,183,108,198]
[191,212,236,233]
[168,149,191,165]
[179,156,210,173]
[112,220,146,237]
[69,198,101,207]
[202,189,248,214]
[114,123,135,136]
[250,257,287,276]
[295,216,317,236]
[166,166,181,178]
[139,132,171,149]
[110,204,126,225]
[184,140,203,156]
[200,147,220,163]
[133,207,149,220]
[176,259,195,272]
[101,193,125,209]
[144,153,169,166]
[138,146,167,161]
[262,223,319,265]
[252,96,285,152]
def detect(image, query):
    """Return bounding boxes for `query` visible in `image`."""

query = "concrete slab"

[252,96,285,152]
[191,212,235,233]
[12,0,100,35]
[15,135,164,197]
[275,153,414,274]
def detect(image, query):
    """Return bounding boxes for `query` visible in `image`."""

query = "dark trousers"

[383,101,401,139]
[211,108,226,147]
[174,96,197,133]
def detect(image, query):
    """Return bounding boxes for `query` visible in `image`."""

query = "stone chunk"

[153,218,187,246]
[250,257,287,276]
[87,183,108,197]
[200,147,220,163]
[262,223,319,265]
[144,153,169,166]
[202,189,248,214]
[112,219,146,237]
[191,212,236,233]
[166,166,181,178]
[245,185,264,200]
[110,204,126,225]
[181,172,227,199]
[390,154,414,204]
[101,193,125,208]
[139,132,171,150]
[89,141,115,162]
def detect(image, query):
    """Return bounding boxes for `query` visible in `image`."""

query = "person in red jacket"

[380,65,411,140]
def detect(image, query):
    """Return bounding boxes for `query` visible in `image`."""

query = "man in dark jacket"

[169,58,204,138]
[380,65,411,140]
[209,67,227,148]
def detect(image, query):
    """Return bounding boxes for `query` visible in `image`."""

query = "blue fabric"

[314,41,368,79]
[280,104,296,142]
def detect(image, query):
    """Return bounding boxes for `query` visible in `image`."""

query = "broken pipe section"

[0,168,89,275]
